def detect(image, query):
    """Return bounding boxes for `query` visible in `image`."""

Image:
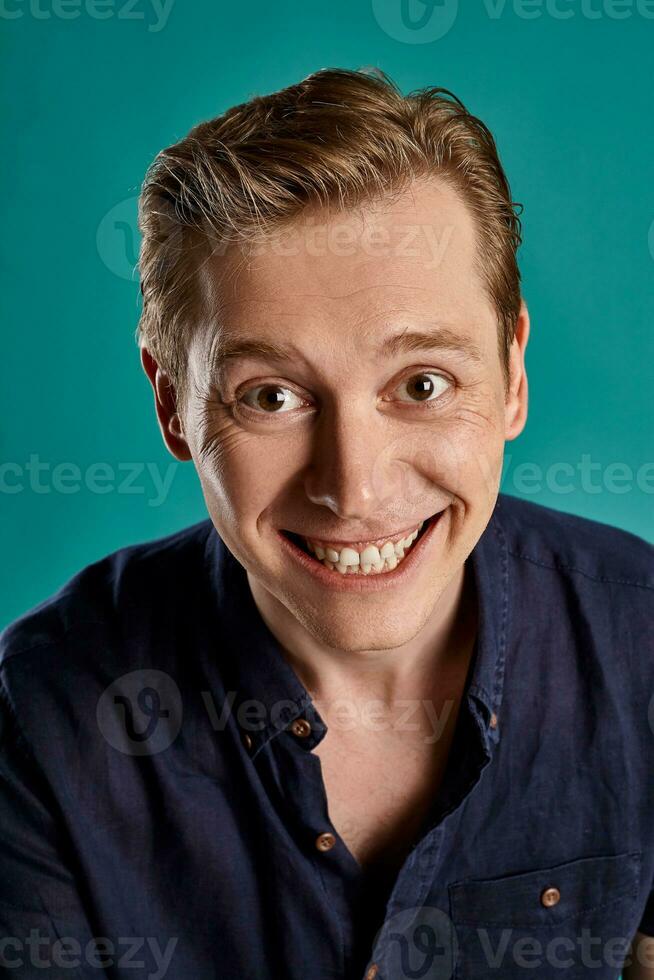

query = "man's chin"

[245,540,459,655]
[282,594,436,655]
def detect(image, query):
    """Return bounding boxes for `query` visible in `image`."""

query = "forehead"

[197,177,496,357]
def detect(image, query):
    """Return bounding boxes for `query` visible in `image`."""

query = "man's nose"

[302,406,388,520]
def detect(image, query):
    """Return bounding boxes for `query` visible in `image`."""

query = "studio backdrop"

[2,0,653,627]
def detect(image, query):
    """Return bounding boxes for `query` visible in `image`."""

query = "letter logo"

[96,195,140,281]
[97,669,183,756]
[371,905,458,978]
[372,0,459,43]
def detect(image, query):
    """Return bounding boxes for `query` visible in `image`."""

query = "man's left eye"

[394,372,452,403]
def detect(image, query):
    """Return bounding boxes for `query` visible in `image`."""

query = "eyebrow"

[382,327,484,364]
[211,326,484,369]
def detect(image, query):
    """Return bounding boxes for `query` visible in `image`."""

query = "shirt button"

[489,712,498,729]
[540,886,561,907]
[242,733,253,751]
[315,832,336,852]
[290,718,312,738]
[365,964,379,980]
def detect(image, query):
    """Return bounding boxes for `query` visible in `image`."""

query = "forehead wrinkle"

[263,280,442,305]
[204,318,483,385]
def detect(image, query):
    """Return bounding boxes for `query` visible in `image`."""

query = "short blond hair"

[136,67,523,403]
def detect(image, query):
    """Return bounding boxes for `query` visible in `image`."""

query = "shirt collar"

[465,495,510,748]
[202,495,510,757]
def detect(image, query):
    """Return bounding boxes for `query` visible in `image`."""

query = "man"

[1,67,653,979]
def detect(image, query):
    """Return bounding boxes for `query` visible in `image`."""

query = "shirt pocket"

[448,851,641,980]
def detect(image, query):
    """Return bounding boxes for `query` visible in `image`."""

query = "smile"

[300,522,424,574]
[278,510,447,591]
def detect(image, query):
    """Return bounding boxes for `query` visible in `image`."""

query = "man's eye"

[394,372,452,403]
[240,384,306,413]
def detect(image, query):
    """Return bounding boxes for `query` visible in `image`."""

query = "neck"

[247,562,478,706]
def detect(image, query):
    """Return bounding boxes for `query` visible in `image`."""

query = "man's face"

[151,178,528,652]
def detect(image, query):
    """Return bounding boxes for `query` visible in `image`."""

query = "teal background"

[2,0,653,629]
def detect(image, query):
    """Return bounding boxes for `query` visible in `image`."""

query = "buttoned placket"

[231,664,503,980]
[361,693,501,980]
[238,693,366,975]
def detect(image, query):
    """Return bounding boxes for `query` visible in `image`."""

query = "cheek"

[449,422,505,502]
[396,403,505,506]
[191,410,303,522]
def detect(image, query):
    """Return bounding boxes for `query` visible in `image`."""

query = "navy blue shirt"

[1,493,653,979]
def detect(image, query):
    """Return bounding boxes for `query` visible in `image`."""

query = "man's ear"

[140,347,192,461]
[504,299,530,441]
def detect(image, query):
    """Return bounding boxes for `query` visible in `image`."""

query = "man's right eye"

[239,384,307,414]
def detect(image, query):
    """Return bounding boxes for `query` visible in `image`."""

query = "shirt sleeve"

[0,673,104,978]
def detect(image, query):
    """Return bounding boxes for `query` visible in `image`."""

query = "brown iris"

[405,374,435,401]
[256,386,288,411]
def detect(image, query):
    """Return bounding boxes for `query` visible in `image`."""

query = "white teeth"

[339,547,360,567]
[300,519,428,575]
[401,532,415,549]
[360,545,381,566]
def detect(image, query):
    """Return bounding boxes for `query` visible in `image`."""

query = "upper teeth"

[304,523,423,569]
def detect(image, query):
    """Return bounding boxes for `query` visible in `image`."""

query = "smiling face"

[144,177,529,653]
